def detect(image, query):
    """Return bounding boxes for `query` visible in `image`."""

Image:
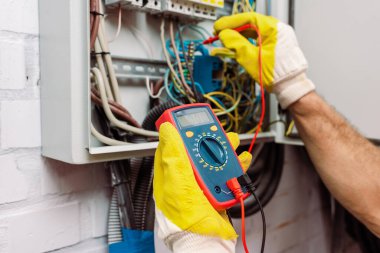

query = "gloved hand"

[212,13,315,109]
[154,122,252,253]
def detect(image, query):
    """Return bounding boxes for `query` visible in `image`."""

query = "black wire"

[176,23,201,102]
[251,190,266,253]
[90,11,104,16]
[231,143,284,217]
[237,174,267,253]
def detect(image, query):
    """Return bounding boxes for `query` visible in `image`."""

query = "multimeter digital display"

[156,103,249,210]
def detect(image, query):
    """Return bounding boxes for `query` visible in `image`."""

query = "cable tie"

[90,11,105,16]
[237,174,257,192]
[91,51,111,57]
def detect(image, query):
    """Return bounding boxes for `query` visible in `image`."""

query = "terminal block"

[142,0,161,13]
[192,3,217,20]
[161,0,193,17]
[189,0,224,8]
[105,0,143,9]
[106,0,224,20]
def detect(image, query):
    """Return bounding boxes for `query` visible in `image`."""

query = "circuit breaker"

[105,0,224,20]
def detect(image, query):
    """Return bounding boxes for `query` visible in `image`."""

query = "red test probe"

[202,24,256,44]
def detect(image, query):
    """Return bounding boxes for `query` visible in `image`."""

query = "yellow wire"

[244,0,253,12]
[247,125,260,134]
[171,73,187,95]
[207,91,235,102]
[206,92,240,132]
[232,0,239,14]
[207,91,239,116]
[204,94,234,118]
[203,94,237,130]
[286,120,295,136]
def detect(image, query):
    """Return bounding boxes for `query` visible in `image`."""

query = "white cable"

[169,21,194,97]
[160,19,186,94]
[94,39,115,101]
[99,0,107,35]
[91,123,130,146]
[98,24,122,103]
[92,67,159,137]
[145,77,165,99]
[108,6,122,43]
[97,8,122,103]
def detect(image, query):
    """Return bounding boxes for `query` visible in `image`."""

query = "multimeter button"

[186,131,194,138]
[210,125,218,132]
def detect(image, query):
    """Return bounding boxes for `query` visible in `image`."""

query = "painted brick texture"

[0,0,110,252]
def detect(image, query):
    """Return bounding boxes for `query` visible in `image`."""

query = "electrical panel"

[39,0,285,164]
[105,0,223,20]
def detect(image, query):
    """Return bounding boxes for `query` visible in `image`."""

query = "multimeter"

[156,103,250,210]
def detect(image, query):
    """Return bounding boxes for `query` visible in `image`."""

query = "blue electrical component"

[193,55,223,94]
[109,228,154,253]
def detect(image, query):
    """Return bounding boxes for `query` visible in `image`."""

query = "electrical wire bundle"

[232,0,256,14]
[160,20,204,104]
[205,65,265,134]
[160,19,268,136]
[89,1,279,252]
[88,1,179,251]
[90,1,158,146]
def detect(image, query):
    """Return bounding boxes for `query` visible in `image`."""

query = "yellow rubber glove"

[212,13,315,109]
[154,122,252,252]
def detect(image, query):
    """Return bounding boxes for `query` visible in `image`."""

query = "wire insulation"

[248,25,265,153]
[91,68,159,137]
[108,5,122,43]
[169,21,194,97]
[240,198,250,253]
[237,174,267,253]
[252,191,266,253]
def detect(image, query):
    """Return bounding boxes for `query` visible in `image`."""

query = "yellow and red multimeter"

[156,103,250,210]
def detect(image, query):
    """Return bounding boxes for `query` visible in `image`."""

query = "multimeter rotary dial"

[198,136,228,167]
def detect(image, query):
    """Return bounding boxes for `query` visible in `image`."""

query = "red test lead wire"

[240,198,249,253]
[247,25,265,154]
[202,24,256,45]
[203,24,265,153]
[226,178,250,253]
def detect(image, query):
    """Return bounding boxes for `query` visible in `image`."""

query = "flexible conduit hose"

[108,189,123,244]
[141,100,179,131]
[127,135,149,231]
[110,161,136,229]
[229,142,284,218]
[133,156,154,230]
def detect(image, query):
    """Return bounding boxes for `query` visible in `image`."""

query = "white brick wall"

[0,154,28,204]
[0,0,111,252]
[0,40,26,90]
[1,100,41,148]
[0,0,360,253]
